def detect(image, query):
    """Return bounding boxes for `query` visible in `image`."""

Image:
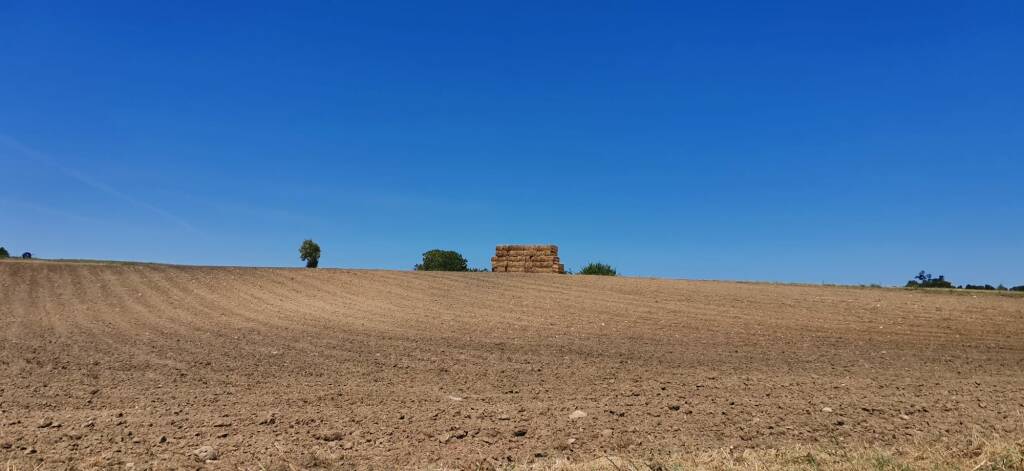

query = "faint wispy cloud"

[0,134,200,234]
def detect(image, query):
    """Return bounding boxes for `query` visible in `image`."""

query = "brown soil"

[1,260,1022,469]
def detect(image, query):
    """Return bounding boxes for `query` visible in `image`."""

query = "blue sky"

[1,1,1021,286]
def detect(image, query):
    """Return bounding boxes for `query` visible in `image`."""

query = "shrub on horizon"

[415,249,468,272]
[299,239,321,268]
[0,246,8,258]
[905,270,952,288]
[579,262,617,276]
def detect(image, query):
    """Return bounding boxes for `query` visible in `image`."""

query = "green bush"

[0,247,8,258]
[299,239,321,268]
[415,249,468,271]
[579,262,617,276]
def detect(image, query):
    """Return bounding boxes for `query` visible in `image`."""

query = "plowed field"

[1,260,1022,469]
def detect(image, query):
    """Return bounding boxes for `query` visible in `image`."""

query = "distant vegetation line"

[4,241,1021,289]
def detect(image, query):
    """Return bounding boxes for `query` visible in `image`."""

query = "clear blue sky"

[2,1,1021,286]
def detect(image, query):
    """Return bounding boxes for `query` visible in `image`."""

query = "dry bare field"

[1,260,1022,470]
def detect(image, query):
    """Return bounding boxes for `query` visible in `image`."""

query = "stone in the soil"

[452,430,468,439]
[341,441,354,450]
[193,445,219,461]
[822,407,834,413]
[158,435,167,444]
[900,414,911,420]
[37,419,53,428]
[513,429,527,437]
[569,410,587,420]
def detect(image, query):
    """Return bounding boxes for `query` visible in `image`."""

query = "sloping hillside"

[1,260,1022,469]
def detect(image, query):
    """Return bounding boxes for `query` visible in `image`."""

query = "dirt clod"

[193,445,219,461]
[314,430,346,442]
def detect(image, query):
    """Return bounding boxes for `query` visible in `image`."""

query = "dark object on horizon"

[964,284,997,291]
[905,270,952,288]
[0,246,8,258]
[415,249,468,271]
[1011,285,1024,292]
[22,252,32,259]
[299,240,320,268]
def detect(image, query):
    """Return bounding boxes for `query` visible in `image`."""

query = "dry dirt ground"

[1,260,1022,470]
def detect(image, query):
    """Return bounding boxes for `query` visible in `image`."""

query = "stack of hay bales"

[491,245,564,274]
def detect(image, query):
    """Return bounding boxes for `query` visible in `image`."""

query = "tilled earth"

[1,260,1022,469]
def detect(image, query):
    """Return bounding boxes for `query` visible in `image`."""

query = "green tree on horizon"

[299,240,321,268]
[415,249,468,271]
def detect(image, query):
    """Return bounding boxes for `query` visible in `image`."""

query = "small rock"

[601,429,613,438]
[513,429,527,437]
[341,441,354,450]
[497,414,511,421]
[448,395,464,401]
[193,445,219,461]
[452,430,468,439]
[567,437,577,445]
[216,432,228,438]
[569,410,587,420]
[158,435,167,444]
[25,447,37,455]
[37,419,53,428]
[438,433,452,443]
[212,420,232,427]
[899,414,911,420]
[668,405,681,411]
[821,407,834,413]
[66,431,83,440]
